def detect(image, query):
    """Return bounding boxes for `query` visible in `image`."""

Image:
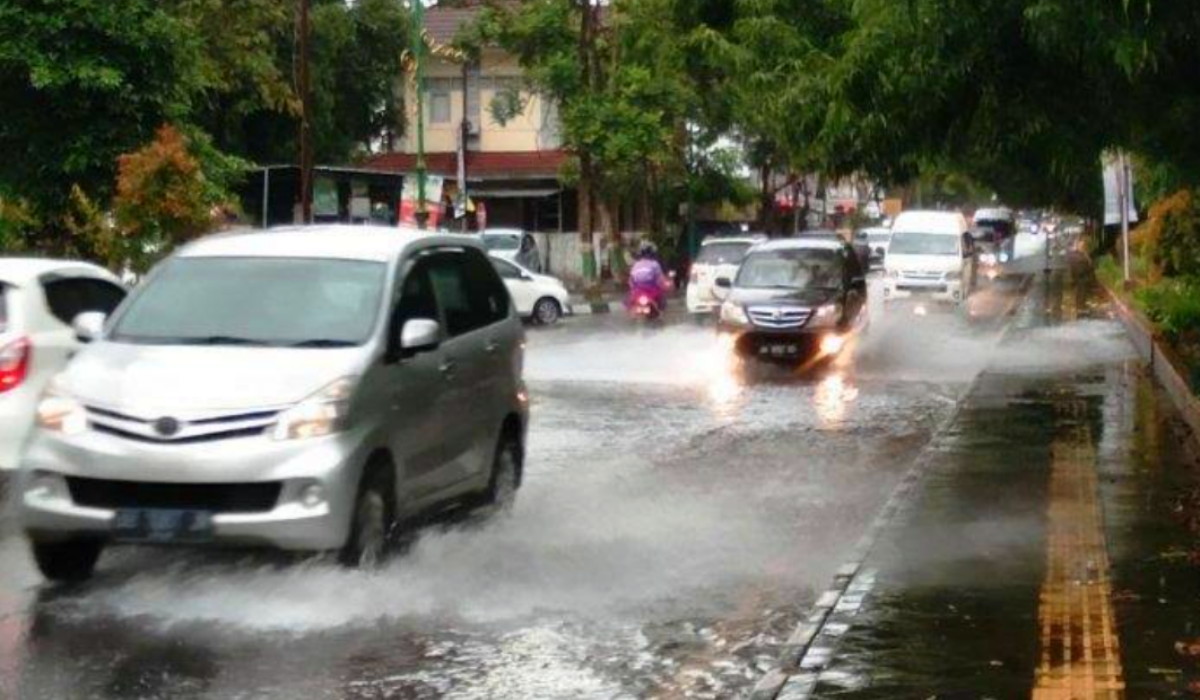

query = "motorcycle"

[629,291,663,321]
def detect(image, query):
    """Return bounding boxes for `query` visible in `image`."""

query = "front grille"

[85,405,281,444]
[902,271,944,281]
[897,284,948,293]
[66,477,282,513]
[747,306,811,329]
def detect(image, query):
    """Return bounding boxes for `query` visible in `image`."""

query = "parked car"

[482,228,542,273]
[685,235,763,315]
[18,226,529,581]
[0,260,126,473]
[883,211,975,307]
[490,256,572,325]
[715,238,867,363]
[854,226,893,268]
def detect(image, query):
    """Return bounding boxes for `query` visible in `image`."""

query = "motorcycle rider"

[627,242,670,311]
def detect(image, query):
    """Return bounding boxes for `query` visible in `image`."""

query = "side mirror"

[400,318,441,355]
[72,311,107,343]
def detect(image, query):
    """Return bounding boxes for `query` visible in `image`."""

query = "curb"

[1100,283,1200,441]
[569,300,623,315]
[751,272,1038,700]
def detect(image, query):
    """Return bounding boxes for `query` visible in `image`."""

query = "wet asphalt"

[4,246,1188,699]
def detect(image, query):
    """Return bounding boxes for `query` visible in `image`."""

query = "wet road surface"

[0,267,1062,699]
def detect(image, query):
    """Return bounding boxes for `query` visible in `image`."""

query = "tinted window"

[482,234,520,251]
[736,248,842,290]
[111,257,386,346]
[426,250,509,337]
[696,242,752,265]
[395,260,439,326]
[40,278,91,325]
[491,258,522,280]
[85,280,126,314]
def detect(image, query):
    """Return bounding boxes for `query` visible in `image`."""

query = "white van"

[883,211,975,306]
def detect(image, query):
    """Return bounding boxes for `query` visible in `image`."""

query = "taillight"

[0,336,30,394]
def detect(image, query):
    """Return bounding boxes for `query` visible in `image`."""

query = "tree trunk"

[758,162,773,233]
[577,0,596,281]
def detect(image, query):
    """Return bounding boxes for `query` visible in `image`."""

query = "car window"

[491,258,523,280]
[696,242,752,265]
[426,250,509,337]
[482,235,520,251]
[520,235,535,253]
[40,277,92,326]
[395,259,439,327]
[736,248,842,290]
[85,279,126,315]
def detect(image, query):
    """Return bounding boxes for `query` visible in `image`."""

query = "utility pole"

[411,0,429,230]
[458,60,470,233]
[298,0,313,224]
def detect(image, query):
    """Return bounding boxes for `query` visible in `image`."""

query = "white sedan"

[0,259,126,471]
[489,256,572,324]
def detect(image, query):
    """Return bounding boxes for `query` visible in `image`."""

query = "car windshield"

[110,257,387,347]
[483,234,521,251]
[736,248,841,290]
[888,232,960,256]
[696,242,752,265]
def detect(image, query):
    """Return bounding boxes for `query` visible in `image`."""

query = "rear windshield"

[483,235,520,251]
[888,231,960,256]
[0,284,8,332]
[696,242,752,265]
[974,220,1014,239]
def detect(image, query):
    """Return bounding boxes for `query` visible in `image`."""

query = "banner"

[399,174,445,228]
[1102,152,1138,226]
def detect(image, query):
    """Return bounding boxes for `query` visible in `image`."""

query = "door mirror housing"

[400,319,441,355]
[72,311,107,343]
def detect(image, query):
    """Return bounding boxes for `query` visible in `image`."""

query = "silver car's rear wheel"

[533,298,562,325]
[483,436,521,515]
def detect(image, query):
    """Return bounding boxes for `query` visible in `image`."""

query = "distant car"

[490,256,572,325]
[715,238,867,363]
[0,260,126,474]
[854,227,892,267]
[800,229,870,270]
[686,235,763,314]
[18,226,529,581]
[481,229,542,273]
[883,211,975,307]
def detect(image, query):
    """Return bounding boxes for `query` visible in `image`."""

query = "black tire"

[483,433,521,514]
[338,464,396,569]
[533,297,562,325]
[30,539,103,582]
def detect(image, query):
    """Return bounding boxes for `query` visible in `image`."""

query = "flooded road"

[0,265,1095,699]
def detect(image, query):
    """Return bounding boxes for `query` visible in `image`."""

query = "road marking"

[1032,405,1125,699]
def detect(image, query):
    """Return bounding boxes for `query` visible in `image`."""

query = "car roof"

[482,228,524,236]
[751,238,845,253]
[176,225,479,262]
[701,235,764,246]
[892,210,968,235]
[0,257,116,285]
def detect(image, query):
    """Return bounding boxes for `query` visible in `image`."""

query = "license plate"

[760,344,799,356]
[113,509,214,543]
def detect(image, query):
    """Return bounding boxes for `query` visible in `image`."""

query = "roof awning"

[471,187,561,199]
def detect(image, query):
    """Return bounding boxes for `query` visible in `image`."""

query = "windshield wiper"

[288,338,357,348]
[174,335,271,346]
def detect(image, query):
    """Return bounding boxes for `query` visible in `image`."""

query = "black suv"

[715,239,868,362]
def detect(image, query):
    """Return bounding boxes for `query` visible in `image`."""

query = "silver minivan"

[18,226,529,581]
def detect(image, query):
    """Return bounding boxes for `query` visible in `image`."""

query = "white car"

[883,211,975,306]
[481,229,542,272]
[0,259,125,471]
[686,236,763,314]
[490,256,572,324]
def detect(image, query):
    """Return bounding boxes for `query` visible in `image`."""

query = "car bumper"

[883,280,964,304]
[0,389,36,472]
[17,427,371,551]
[717,324,841,360]
[686,285,721,314]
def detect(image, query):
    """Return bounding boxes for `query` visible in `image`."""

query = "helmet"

[638,242,657,259]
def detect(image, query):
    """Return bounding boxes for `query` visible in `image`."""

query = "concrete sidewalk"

[756,259,1200,698]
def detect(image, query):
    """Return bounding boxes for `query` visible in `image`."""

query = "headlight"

[272,377,356,441]
[36,386,87,435]
[944,271,962,281]
[720,302,749,325]
[813,302,841,325]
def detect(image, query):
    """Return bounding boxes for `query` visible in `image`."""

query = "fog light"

[300,484,326,509]
[27,473,67,501]
[820,334,846,356]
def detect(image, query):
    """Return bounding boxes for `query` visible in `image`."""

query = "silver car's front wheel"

[484,438,521,514]
[340,468,394,569]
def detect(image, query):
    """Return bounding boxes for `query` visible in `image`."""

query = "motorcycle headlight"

[272,377,356,441]
[720,302,749,325]
[35,383,87,436]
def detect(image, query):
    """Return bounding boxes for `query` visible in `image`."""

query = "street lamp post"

[411,0,429,230]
